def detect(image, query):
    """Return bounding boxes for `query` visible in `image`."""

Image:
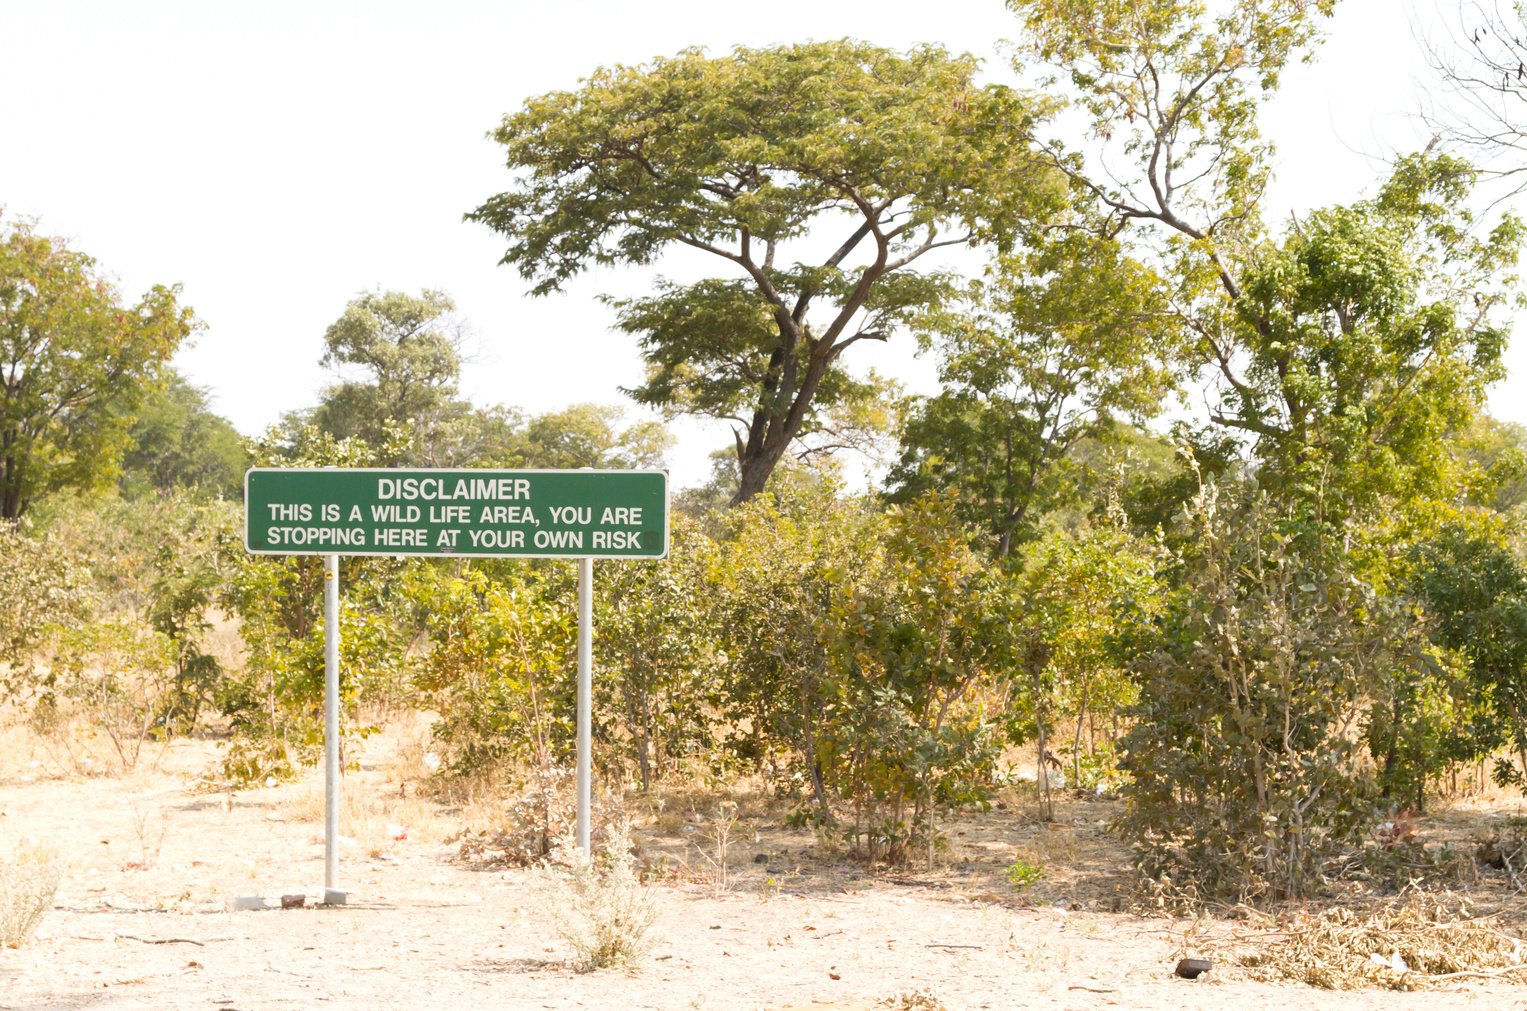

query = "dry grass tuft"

[536,819,658,972]
[0,843,61,948]
[1233,891,1527,990]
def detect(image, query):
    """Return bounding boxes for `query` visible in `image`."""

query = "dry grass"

[0,843,61,948]
[874,990,949,1010]
[11,702,126,779]
[284,781,446,855]
[283,722,457,858]
[536,819,658,972]
[1230,891,1527,990]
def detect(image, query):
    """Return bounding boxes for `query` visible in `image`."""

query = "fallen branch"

[117,935,205,946]
[925,942,983,950]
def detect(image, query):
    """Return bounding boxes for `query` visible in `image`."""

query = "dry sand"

[2,731,1524,1011]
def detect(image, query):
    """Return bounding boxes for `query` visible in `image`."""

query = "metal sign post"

[323,553,343,903]
[243,468,668,882]
[576,556,593,855]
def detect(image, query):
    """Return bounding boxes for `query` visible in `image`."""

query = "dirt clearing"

[1,731,1523,1010]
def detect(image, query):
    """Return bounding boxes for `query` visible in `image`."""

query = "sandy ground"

[2,730,1526,1011]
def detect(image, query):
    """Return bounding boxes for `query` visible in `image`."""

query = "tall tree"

[471,41,1066,503]
[888,232,1178,556]
[1012,1,1519,521]
[0,217,195,519]
[120,368,247,499]
[1224,154,1520,516]
[313,289,472,464]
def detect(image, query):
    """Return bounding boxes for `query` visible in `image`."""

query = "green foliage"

[1119,484,1397,900]
[216,427,406,784]
[706,486,1013,861]
[120,369,246,500]
[816,494,1008,861]
[1223,155,1520,517]
[1013,0,1335,235]
[1115,425,1242,536]
[1365,643,1478,812]
[312,289,477,465]
[37,492,237,726]
[44,618,177,772]
[890,232,1179,556]
[1006,858,1045,889]
[0,216,197,518]
[520,403,671,471]
[707,481,876,812]
[1015,3,1516,525]
[1407,517,1527,788]
[473,40,1066,501]
[0,518,91,682]
[1006,520,1163,814]
[413,566,574,777]
[595,515,719,790]
[1453,415,1527,514]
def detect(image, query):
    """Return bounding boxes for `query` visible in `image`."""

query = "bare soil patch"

[2,725,1525,1010]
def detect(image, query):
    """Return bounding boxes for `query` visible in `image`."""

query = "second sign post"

[245,468,670,896]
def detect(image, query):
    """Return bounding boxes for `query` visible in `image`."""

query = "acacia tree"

[470,41,1066,503]
[0,217,195,518]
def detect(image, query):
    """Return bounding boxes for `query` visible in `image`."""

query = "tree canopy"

[0,217,196,519]
[888,232,1179,555]
[120,368,246,500]
[313,289,467,463]
[471,40,1068,502]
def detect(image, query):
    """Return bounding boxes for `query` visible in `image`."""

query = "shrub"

[46,618,178,773]
[1118,485,1394,901]
[413,567,573,777]
[452,761,575,866]
[1006,859,1045,889]
[0,518,91,691]
[595,515,723,792]
[0,844,61,949]
[537,820,658,971]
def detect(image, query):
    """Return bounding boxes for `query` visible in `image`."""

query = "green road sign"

[245,468,668,558]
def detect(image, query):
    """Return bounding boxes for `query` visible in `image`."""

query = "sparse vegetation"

[537,820,658,972]
[875,990,950,1011]
[1006,858,1045,890]
[0,843,60,949]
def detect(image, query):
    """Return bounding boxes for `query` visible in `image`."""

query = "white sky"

[1,0,1521,488]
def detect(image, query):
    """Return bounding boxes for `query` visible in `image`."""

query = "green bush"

[1118,486,1395,901]
[1006,859,1045,889]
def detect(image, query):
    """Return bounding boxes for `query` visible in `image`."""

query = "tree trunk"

[1072,679,1089,786]
[1036,717,1051,821]
[623,684,652,792]
[732,451,779,506]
